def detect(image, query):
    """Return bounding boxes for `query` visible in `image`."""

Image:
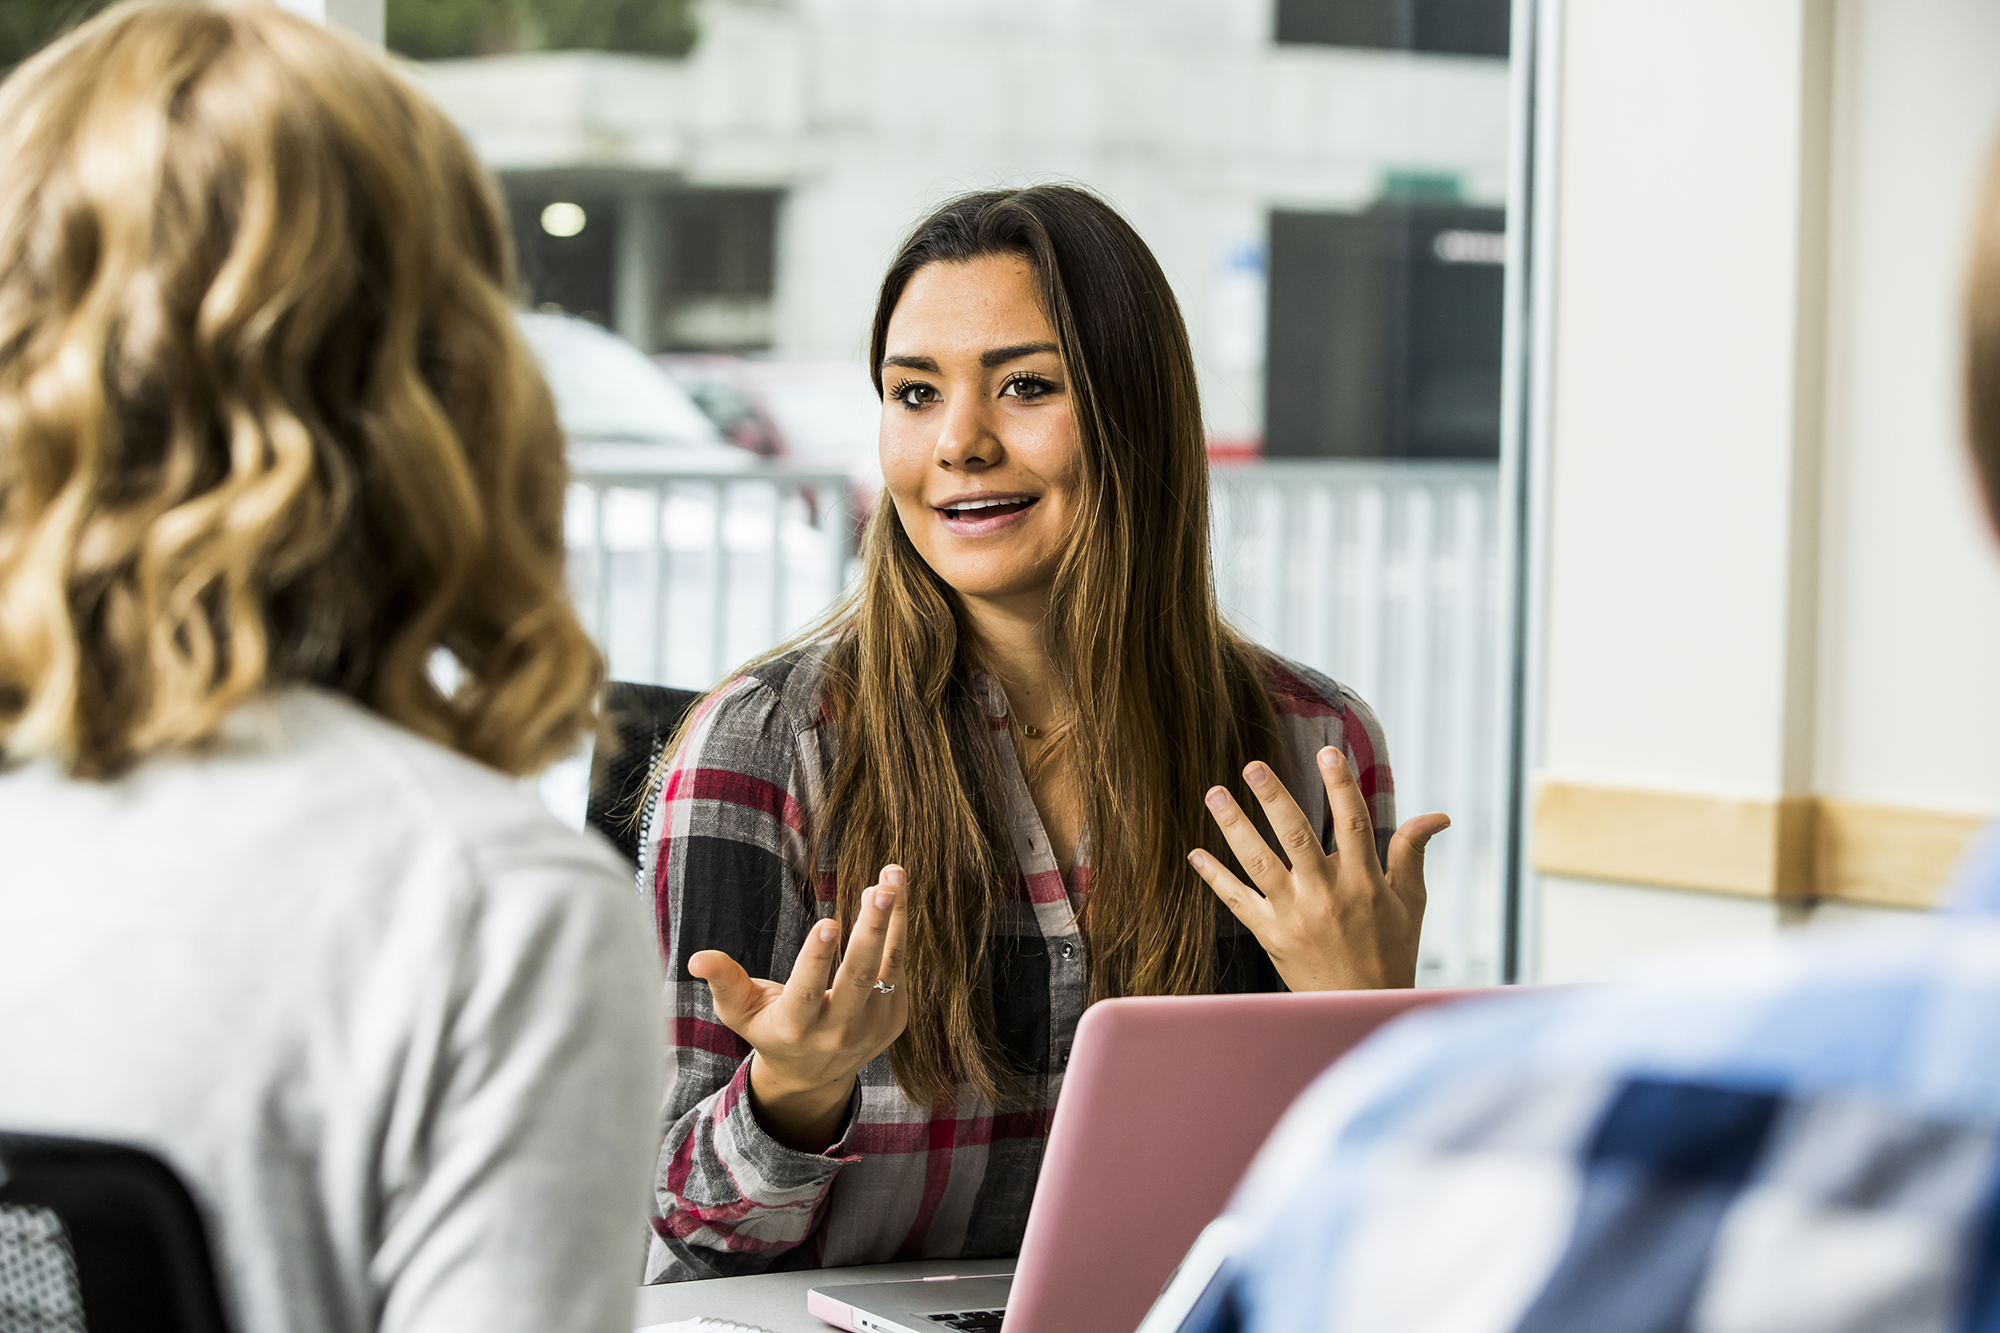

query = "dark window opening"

[1275,0,1510,59]
[657,190,780,351]
[1265,200,1506,461]
[508,188,619,329]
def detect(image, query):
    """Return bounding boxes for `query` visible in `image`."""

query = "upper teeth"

[947,498,1023,511]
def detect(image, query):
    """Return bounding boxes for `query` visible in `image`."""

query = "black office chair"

[586,681,703,867]
[0,1132,231,1333]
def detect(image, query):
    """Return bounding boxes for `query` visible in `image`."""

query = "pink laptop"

[806,986,1495,1333]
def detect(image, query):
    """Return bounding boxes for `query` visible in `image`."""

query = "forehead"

[884,255,1054,355]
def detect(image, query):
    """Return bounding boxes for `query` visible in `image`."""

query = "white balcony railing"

[1210,462,1504,986]
[563,447,854,689]
[564,453,1504,986]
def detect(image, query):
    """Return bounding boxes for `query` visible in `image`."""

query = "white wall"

[1540,0,1820,801]
[1533,0,2000,978]
[765,0,1509,442]
[1815,0,2000,814]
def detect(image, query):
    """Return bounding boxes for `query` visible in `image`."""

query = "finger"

[1204,785,1296,906]
[1187,848,1277,945]
[1318,746,1383,875]
[831,869,901,1008]
[877,866,909,988]
[1243,760,1327,876]
[689,949,757,1027]
[1385,813,1451,914]
[782,918,840,1016]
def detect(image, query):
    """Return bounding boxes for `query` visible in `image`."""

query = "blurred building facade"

[415,0,1510,456]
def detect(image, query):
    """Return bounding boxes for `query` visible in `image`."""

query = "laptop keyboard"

[927,1311,1006,1332]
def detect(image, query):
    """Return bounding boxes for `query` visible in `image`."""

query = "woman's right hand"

[687,865,910,1153]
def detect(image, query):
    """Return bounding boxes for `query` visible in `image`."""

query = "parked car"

[658,354,885,519]
[516,313,749,469]
[653,353,788,459]
[517,317,845,692]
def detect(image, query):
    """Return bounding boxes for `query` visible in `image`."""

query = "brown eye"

[892,382,938,409]
[1002,374,1056,402]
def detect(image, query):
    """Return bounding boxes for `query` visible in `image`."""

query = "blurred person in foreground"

[1179,145,2000,1333]
[0,5,661,1332]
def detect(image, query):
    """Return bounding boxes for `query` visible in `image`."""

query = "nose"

[934,390,999,472]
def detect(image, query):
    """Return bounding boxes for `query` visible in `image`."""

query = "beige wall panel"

[1537,876,1781,984]
[1804,897,1923,928]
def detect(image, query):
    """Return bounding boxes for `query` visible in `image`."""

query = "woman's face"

[878,254,1081,612]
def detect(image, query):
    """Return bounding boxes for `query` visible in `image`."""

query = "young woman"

[644,185,1448,1280]
[0,6,660,1331]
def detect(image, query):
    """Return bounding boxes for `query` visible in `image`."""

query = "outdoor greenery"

[0,0,698,70]
[2,0,110,69]
[388,0,698,60]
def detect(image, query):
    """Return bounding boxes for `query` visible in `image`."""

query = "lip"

[932,491,1040,538]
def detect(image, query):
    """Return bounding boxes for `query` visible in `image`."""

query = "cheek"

[1025,411,1083,504]
[878,412,930,496]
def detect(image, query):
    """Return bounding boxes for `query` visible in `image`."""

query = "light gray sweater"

[0,688,663,1333]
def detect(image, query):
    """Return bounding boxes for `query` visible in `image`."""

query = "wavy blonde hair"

[0,0,600,778]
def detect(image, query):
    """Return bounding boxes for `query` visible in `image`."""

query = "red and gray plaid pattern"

[640,641,1394,1283]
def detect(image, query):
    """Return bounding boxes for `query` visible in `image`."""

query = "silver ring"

[873,980,897,996]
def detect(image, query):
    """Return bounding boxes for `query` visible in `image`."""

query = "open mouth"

[938,496,1038,523]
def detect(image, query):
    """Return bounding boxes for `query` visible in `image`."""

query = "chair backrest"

[586,681,703,867]
[0,1132,231,1333]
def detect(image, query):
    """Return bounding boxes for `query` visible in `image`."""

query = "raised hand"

[1187,747,1449,992]
[687,865,909,1152]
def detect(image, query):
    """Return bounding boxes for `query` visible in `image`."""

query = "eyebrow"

[979,341,1059,368]
[878,342,1060,374]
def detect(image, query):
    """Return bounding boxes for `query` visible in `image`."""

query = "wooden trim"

[1531,778,1985,908]
[1814,799,1986,909]
[1531,781,1804,899]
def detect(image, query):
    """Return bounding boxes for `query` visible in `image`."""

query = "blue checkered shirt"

[1192,827,2000,1333]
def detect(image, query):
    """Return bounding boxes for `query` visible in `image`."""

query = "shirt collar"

[969,669,1010,721]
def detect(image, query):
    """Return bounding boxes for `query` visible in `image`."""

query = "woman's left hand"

[1188,746,1450,991]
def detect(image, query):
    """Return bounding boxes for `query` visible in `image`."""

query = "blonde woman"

[645,186,1449,1280]
[0,6,659,1332]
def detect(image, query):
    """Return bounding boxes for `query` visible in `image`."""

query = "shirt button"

[1060,1045,1070,1067]
[1060,942,1075,959]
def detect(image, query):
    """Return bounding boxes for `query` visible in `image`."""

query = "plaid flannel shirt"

[640,639,1394,1282]
[1193,826,2000,1333]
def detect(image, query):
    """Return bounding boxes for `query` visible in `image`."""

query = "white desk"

[634,1258,1016,1333]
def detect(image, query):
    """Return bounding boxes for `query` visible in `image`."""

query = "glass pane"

[403,0,1516,985]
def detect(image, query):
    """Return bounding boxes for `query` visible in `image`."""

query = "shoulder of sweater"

[258,688,633,894]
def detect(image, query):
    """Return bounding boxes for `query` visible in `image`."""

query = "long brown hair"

[788,186,1275,1103]
[0,1,599,778]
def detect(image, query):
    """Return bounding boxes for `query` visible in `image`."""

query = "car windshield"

[516,313,724,446]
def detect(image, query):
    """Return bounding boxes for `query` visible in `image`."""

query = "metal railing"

[1211,461,1504,986]
[564,446,853,688]
[565,453,1504,985]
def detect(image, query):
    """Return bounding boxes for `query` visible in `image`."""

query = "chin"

[936,571,1055,604]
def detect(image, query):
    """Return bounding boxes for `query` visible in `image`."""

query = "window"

[1266,200,1506,460]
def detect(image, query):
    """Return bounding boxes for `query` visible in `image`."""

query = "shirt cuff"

[715,1056,864,1192]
